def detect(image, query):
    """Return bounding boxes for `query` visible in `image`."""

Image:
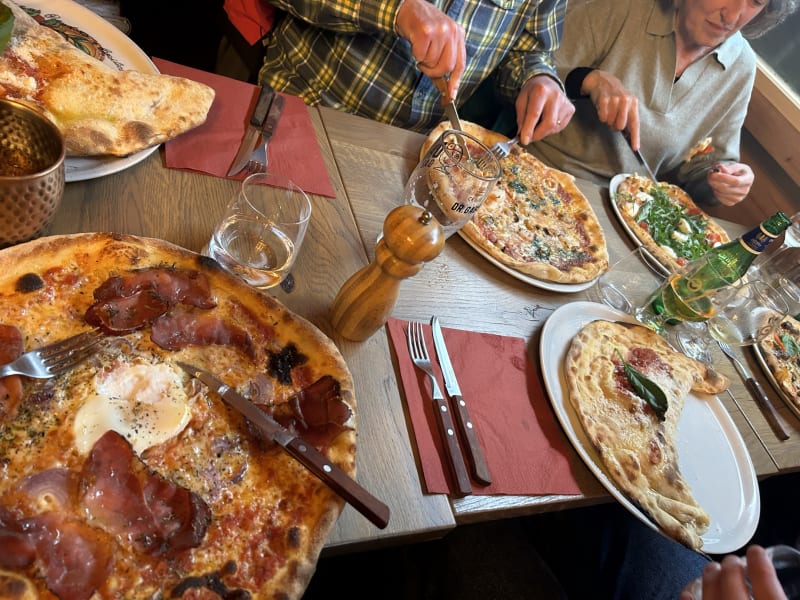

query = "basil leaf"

[0,5,13,55]
[616,349,669,422]
[781,334,800,357]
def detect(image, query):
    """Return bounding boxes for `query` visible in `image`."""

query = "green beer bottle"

[651,212,791,323]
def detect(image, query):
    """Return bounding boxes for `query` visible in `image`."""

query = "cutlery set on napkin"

[388,318,585,499]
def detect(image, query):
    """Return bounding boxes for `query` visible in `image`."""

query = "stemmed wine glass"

[672,279,790,359]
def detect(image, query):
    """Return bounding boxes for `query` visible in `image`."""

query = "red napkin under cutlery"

[152,58,336,198]
[386,318,588,497]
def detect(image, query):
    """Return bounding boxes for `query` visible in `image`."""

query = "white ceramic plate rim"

[21,0,159,182]
[752,344,800,420]
[539,300,760,553]
[457,230,598,293]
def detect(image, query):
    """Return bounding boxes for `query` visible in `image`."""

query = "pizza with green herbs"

[758,314,800,413]
[613,174,729,271]
[422,121,609,284]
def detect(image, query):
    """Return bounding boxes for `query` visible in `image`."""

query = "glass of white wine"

[205,173,312,290]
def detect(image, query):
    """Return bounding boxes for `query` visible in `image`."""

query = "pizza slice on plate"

[564,319,729,550]
[0,0,214,156]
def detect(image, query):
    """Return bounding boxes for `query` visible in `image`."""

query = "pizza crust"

[422,121,609,284]
[564,320,728,550]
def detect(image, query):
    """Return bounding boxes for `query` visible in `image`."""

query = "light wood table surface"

[50,104,799,554]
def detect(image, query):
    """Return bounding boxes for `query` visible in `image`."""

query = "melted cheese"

[73,362,191,455]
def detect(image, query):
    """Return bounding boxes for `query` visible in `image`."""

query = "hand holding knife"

[176,362,391,528]
[431,317,492,485]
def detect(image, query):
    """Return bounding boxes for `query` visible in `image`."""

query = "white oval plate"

[540,301,760,554]
[457,231,598,293]
[21,0,159,182]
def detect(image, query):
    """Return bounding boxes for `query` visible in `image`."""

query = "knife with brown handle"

[176,362,391,528]
[431,317,492,485]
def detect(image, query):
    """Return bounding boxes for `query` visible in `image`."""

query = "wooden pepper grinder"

[330,205,445,341]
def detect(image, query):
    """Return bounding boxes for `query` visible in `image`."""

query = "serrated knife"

[226,84,276,177]
[176,362,391,528]
[430,317,492,485]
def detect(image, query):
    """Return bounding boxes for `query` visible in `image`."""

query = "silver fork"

[246,94,285,175]
[406,320,472,497]
[490,135,519,160]
[0,329,104,379]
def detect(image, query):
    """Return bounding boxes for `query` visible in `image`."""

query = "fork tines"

[41,329,104,370]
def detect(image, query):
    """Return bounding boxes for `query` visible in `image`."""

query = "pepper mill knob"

[330,205,445,341]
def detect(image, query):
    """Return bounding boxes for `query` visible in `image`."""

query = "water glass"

[588,247,670,313]
[706,279,789,346]
[404,129,500,238]
[205,173,311,290]
[784,210,800,247]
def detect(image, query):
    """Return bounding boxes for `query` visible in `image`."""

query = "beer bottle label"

[740,224,778,255]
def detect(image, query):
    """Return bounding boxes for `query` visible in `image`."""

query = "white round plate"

[457,231,598,293]
[21,0,159,182]
[539,301,760,554]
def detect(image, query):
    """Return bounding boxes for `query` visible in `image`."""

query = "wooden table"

[52,105,799,554]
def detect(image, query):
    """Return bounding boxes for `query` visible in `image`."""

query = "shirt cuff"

[565,67,595,100]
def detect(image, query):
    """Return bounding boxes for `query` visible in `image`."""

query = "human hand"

[582,70,641,149]
[515,75,574,144]
[679,545,787,600]
[707,162,754,206]
[396,0,466,99]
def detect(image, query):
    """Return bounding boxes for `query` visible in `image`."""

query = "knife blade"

[432,76,464,131]
[176,362,391,528]
[430,317,492,485]
[227,84,276,177]
[248,93,285,169]
[716,344,789,441]
[621,130,658,183]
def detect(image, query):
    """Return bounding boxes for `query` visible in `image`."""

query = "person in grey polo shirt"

[528,0,798,206]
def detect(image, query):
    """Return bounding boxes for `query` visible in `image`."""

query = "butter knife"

[430,317,492,485]
[176,362,391,528]
[621,130,658,182]
[716,342,789,441]
[227,84,276,177]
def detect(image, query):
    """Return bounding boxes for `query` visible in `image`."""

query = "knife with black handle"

[430,317,492,485]
[176,362,391,528]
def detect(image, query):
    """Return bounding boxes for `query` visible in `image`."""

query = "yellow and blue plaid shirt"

[258,0,566,132]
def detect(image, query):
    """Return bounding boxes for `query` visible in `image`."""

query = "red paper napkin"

[386,318,583,496]
[152,58,336,198]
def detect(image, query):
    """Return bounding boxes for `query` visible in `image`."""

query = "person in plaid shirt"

[257,0,575,144]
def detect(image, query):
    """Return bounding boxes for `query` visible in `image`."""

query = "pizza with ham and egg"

[0,233,358,599]
[421,121,609,284]
[564,320,729,550]
[0,0,214,156]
